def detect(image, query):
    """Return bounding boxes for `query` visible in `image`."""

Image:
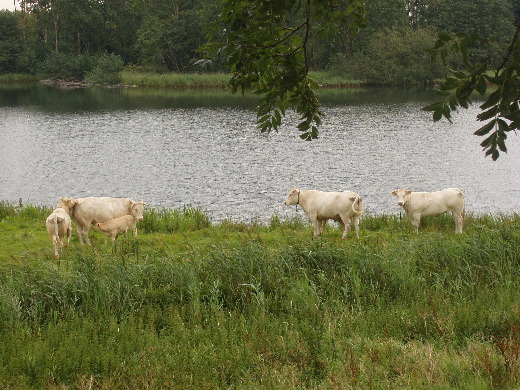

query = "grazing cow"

[391,188,465,234]
[60,197,145,245]
[284,188,363,238]
[92,212,141,245]
[45,198,77,259]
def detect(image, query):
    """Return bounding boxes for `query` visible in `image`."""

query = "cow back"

[73,197,133,225]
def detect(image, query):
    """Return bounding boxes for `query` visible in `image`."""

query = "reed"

[120,71,231,88]
[119,70,364,89]
[0,202,519,389]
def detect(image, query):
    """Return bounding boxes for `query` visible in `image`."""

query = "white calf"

[92,213,141,245]
[45,199,77,259]
[391,188,465,234]
[284,188,363,238]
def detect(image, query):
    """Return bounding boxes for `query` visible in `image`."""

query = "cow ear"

[391,190,397,196]
[405,190,412,195]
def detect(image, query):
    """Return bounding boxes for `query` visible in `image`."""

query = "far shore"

[0,71,375,89]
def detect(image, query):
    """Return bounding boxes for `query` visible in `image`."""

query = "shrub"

[38,53,95,80]
[344,27,444,85]
[85,53,124,85]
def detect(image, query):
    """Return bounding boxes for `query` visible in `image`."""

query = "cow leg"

[451,211,463,234]
[65,226,72,247]
[310,216,321,237]
[83,227,92,246]
[77,225,85,245]
[411,213,421,233]
[338,219,345,236]
[52,236,60,259]
[133,227,138,238]
[353,215,360,238]
[340,217,351,239]
[318,220,326,235]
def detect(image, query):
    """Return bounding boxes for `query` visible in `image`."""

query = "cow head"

[58,197,78,215]
[284,188,300,206]
[391,189,412,207]
[129,200,146,221]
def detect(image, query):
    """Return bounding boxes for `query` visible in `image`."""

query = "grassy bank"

[0,202,519,389]
[0,73,40,83]
[0,70,364,88]
[120,70,363,88]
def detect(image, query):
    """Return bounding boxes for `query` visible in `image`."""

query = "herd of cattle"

[45,187,465,259]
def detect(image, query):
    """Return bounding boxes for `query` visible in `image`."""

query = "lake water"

[0,84,518,222]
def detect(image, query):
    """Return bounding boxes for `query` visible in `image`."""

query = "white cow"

[284,188,363,238]
[391,188,465,234]
[60,197,146,245]
[92,212,141,245]
[45,198,77,259]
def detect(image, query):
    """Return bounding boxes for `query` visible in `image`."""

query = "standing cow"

[59,197,146,245]
[45,198,77,259]
[284,188,363,239]
[391,188,465,234]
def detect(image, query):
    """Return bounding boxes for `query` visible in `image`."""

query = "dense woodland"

[0,0,518,85]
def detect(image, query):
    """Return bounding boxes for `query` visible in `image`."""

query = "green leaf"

[480,133,495,148]
[422,102,441,112]
[477,106,499,121]
[497,137,507,153]
[433,108,443,122]
[480,90,501,110]
[476,75,488,96]
[474,120,496,136]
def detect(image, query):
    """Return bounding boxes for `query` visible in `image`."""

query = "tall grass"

[120,70,363,89]
[0,202,519,389]
[120,70,231,88]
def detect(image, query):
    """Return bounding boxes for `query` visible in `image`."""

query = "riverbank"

[0,202,519,389]
[0,70,365,89]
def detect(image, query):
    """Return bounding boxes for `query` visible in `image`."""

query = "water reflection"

[0,85,518,221]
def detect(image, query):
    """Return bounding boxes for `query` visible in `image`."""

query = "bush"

[38,53,95,80]
[85,53,124,84]
[344,27,444,85]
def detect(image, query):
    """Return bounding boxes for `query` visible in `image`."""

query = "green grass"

[1,70,365,89]
[120,70,231,88]
[0,202,519,389]
[119,70,364,88]
[0,73,40,83]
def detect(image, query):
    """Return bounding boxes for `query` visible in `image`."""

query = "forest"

[0,0,518,85]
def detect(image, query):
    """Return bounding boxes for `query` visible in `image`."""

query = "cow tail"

[459,189,466,226]
[352,195,363,215]
[53,214,60,245]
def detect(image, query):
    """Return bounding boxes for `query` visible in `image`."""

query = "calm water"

[0,84,518,221]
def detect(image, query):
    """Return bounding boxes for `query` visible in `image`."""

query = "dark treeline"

[0,0,517,85]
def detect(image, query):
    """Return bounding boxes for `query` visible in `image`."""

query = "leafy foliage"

[423,26,520,160]
[200,0,366,140]
[85,53,124,84]
[0,10,22,73]
[345,27,442,85]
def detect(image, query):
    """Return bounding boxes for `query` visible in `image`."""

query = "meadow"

[0,201,519,389]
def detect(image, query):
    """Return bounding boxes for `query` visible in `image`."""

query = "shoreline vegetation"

[0,70,369,89]
[0,202,519,389]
